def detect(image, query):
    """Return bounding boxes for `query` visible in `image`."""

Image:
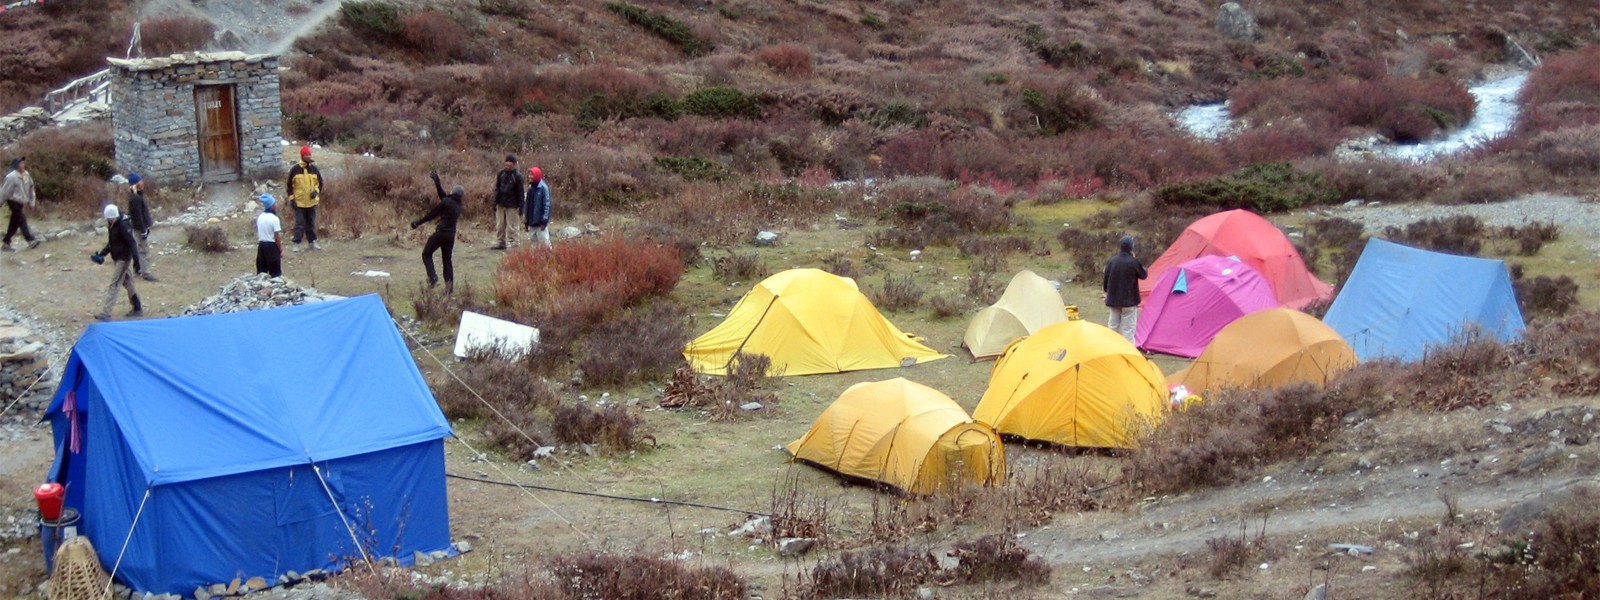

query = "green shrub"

[1156,162,1339,213]
[340,1,403,38]
[604,2,711,57]
[1021,87,1101,135]
[653,156,732,182]
[680,86,762,119]
[575,92,680,129]
[863,101,928,128]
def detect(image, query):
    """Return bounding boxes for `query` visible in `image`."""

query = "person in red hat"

[522,166,551,249]
[285,145,324,252]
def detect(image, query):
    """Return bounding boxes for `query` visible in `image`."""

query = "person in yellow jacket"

[285,145,324,251]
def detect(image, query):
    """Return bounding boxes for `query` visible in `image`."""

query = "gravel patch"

[1318,194,1600,257]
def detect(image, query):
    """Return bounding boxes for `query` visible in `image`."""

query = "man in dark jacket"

[1102,235,1147,341]
[125,173,157,281]
[412,171,463,294]
[93,204,143,321]
[522,166,551,249]
[492,155,525,250]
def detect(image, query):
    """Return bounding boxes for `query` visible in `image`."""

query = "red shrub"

[138,16,214,55]
[1231,74,1475,142]
[1515,46,1600,136]
[494,237,684,324]
[755,44,813,76]
[400,10,468,61]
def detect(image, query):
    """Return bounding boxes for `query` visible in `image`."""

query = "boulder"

[558,226,583,239]
[754,231,780,246]
[1215,3,1262,41]
[776,537,817,558]
[1499,482,1600,534]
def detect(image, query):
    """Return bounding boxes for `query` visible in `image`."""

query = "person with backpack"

[411,171,462,294]
[285,145,323,251]
[492,155,525,250]
[523,166,552,249]
[93,204,144,321]
[125,173,157,281]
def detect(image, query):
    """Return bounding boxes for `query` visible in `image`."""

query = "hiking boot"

[140,273,159,282]
[92,312,111,321]
[491,243,507,250]
[124,308,144,318]
[292,244,303,253]
[310,241,324,251]
[26,239,40,250]
[1,244,12,252]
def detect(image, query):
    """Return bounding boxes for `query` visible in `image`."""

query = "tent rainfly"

[1324,238,1525,362]
[1135,255,1280,358]
[1140,209,1333,309]
[1167,307,1358,393]
[786,378,1005,495]
[684,269,948,376]
[973,319,1167,449]
[43,295,454,594]
[963,270,1068,359]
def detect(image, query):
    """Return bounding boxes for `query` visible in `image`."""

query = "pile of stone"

[0,319,53,414]
[180,274,340,317]
[0,106,51,146]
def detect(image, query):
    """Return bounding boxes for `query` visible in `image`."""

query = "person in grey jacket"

[1,157,40,251]
[522,166,552,249]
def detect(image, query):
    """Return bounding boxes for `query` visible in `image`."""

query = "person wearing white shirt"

[255,193,283,277]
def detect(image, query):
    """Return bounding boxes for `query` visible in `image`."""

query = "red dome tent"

[1140,210,1333,309]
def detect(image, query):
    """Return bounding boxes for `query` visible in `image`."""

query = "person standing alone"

[255,193,283,278]
[1,157,41,251]
[492,155,525,250]
[523,165,551,249]
[125,173,157,281]
[1102,235,1147,342]
[411,171,462,294]
[286,145,323,251]
[93,204,143,321]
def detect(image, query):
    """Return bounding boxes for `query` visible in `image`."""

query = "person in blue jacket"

[522,166,552,249]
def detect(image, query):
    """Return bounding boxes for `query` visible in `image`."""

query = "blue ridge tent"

[1324,238,1525,362]
[43,295,454,594]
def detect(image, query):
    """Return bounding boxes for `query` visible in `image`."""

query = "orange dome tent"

[1140,210,1333,309]
[1167,308,1357,393]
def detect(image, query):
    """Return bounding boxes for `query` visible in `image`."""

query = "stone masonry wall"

[109,52,283,186]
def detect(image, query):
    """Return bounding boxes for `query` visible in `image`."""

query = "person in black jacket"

[1102,235,1147,341]
[125,173,157,282]
[492,155,525,250]
[93,204,143,321]
[411,171,463,294]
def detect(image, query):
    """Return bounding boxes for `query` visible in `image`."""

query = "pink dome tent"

[1135,255,1281,357]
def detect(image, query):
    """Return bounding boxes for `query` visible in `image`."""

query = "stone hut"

[108,52,283,185]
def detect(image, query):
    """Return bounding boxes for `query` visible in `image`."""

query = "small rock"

[430,549,448,560]
[414,550,435,567]
[1518,442,1566,472]
[558,226,583,239]
[453,540,473,553]
[730,516,772,538]
[740,402,764,411]
[193,586,211,600]
[208,583,225,596]
[1098,530,1120,541]
[1362,564,1377,572]
[1330,543,1373,555]
[1305,583,1328,600]
[1186,587,1217,598]
[776,537,817,558]
[754,231,780,246]
[917,587,935,600]
[243,577,266,592]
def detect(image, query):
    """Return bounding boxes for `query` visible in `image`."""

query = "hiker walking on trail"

[1102,235,1147,342]
[1,157,41,251]
[125,173,157,281]
[286,145,324,252]
[411,171,462,294]
[93,204,143,321]
[255,193,283,278]
[523,165,551,249]
[492,155,525,250]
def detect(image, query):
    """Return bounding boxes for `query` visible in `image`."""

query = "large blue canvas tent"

[43,295,454,594]
[1324,238,1525,362]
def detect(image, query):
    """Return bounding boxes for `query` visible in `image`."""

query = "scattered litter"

[352,270,390,278]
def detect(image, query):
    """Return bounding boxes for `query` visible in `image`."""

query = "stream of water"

[1174,70,1529,161]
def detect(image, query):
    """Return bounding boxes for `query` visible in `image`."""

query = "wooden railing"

[44,69,111,116]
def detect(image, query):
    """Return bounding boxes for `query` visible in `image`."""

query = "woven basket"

[49,537,112,600]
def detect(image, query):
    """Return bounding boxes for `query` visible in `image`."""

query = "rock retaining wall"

[0,107,52,147]
[0,320,52,415]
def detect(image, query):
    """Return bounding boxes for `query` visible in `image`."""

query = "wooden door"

[195,85,239,180]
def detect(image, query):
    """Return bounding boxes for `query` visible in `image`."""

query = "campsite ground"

[1,146,1599,598]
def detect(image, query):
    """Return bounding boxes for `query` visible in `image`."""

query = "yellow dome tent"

[974,319,1167,449]
[963,270,1068,359]
[786,378,1005,495]
[1167,308,1357,393]
[684,269,949,376]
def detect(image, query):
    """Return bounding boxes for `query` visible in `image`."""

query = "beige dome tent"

[786,378,1005,495]
[963,270,1067,359]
